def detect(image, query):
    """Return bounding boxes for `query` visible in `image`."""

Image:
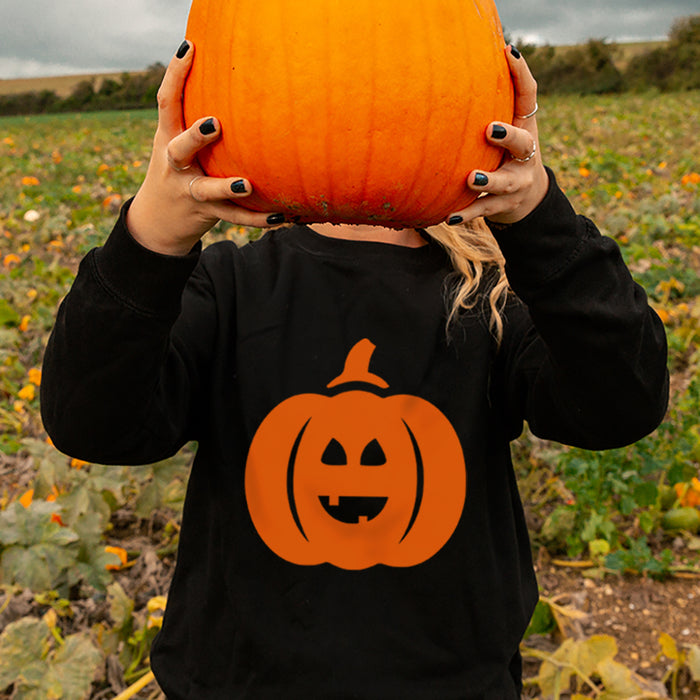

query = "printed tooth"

[329,495,339,507]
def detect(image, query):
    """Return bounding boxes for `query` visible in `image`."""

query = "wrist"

[126,194,200,257]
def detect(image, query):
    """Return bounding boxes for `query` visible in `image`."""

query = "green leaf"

[589,538,611,559]
[633,481,659,507]
[58,479,111,532]
[1,540,78,592]
[0,298,20,328]
[638,510,656,534]
[107,582,134,634]
[0,502,50,547]
[133,457,188,518]
[47,633,103,700]
[88,465,129,506]
[0,503,79,591]
[1,547,54,592]
[524,598,556,639]
[0,618,49,690]
[540,505,577,544]
[133,480,161,519]
[0,501,78,548]
[0,617,101,700]
[22,438,71,498]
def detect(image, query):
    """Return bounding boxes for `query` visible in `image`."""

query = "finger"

[466,165,535,199]
[210,202,287,229]
[447,192,524,225]
[157,40,195,140]
[481,122,538,165]
[188,176,253,203]
[187,178,287,227]
[505,46,538,123]
[166,117,220,171]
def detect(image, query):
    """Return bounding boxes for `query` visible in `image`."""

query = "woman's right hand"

[126,41,284,256]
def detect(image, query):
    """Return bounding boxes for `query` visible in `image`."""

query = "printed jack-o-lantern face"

[245,339,466,570]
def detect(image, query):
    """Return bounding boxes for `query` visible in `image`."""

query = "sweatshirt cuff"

[92,198,202,319]
[487,168,588,300]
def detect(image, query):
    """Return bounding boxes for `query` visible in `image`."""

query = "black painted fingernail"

[199,118,216,135]
[474,173,489,187]
[510,46,521,59]
[491,124,507,140]
[448,215,464,226]
[267,214,286,225]
[231,179,247,194]
[176,41,190,59]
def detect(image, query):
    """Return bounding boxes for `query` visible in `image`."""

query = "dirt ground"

[524,549,700,697]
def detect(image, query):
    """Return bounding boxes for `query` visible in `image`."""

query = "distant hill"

[0,71,149,98]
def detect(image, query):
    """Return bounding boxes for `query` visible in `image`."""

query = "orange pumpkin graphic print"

[245,339,466,570]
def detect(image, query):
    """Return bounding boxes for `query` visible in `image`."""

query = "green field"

[1,93,699,697]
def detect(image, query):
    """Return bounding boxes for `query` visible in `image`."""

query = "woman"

[41,41,668,699]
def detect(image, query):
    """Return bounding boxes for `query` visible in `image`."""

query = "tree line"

[0,63,166,117]
[1,15,698,117]
[520,14,699,95]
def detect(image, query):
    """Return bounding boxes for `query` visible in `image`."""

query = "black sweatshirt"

[41,172,668,699]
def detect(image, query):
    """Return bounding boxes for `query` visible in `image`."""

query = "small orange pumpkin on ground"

[184,0,514,227]
[245,339,467,570]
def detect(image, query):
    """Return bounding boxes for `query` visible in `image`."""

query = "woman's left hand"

[448,46,549,227]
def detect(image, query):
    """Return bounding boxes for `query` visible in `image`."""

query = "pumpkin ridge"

[279,1,310,213]
[413,3,472,221]
[354,11,377,217]
[390,0,436,222]
[323,5,334,216]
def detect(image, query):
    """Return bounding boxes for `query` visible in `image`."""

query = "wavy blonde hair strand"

[425,218,509,343]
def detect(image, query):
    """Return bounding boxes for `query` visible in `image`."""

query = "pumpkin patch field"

[1,91,700,698]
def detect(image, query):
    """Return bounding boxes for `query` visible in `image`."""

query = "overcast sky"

[1,0,697,79]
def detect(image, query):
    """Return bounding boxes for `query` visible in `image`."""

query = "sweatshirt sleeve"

[488,169,669,450]
[40,200,215,465]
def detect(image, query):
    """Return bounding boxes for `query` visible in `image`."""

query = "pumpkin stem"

[327,339,389,389]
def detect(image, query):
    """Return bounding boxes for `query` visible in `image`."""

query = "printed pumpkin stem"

[327,339,389,389]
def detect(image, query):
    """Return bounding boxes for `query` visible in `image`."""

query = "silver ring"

[516,102,538,119]
[512,141,537,163]
[167,153,192,172]
[188,176,204,201]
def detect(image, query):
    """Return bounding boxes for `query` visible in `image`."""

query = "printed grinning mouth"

[318,496,388,524]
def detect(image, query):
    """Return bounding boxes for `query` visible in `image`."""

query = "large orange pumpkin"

[183,0,514,228]
[245,339,467,570]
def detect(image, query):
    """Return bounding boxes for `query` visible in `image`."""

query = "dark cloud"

[0,0,190,78]
[497,0,699,45]
[0,0,697,78]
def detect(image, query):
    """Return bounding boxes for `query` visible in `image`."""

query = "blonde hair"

[425,218,509,343]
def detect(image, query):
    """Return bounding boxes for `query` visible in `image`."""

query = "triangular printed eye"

[360,439,387,466]
[321,438,347,465]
